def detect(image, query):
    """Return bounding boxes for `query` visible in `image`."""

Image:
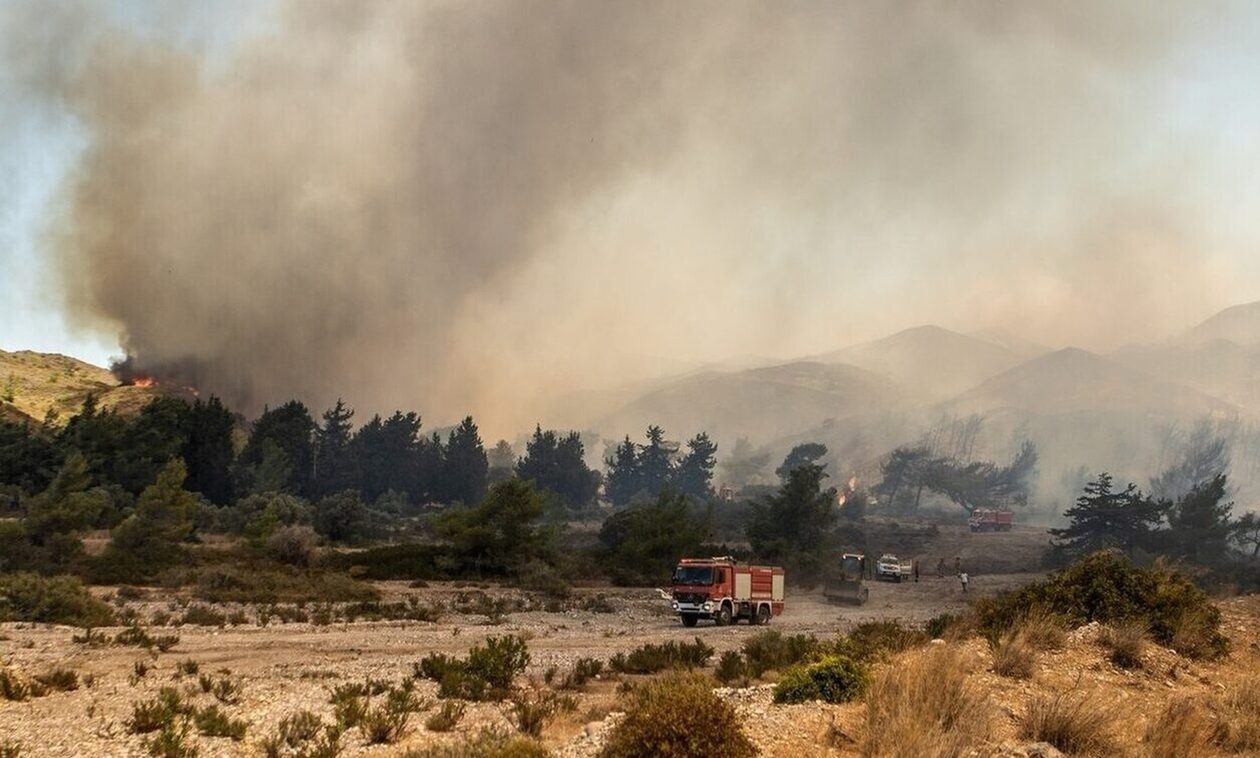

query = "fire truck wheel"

[680,614,698,628]
[714,604,732,626]
[755,605,771,625]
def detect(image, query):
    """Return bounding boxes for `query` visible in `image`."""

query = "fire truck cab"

[669,556,785,627]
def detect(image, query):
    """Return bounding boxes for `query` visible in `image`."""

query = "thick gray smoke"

[3,1,1250,434]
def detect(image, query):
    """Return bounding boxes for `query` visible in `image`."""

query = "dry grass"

[1142,698,1213,757]
[861,646,991,758]
[1020,689,1116,756]
[990,632,1036,679]
[1099,620,1146,669]
[1017,606,1068,651]
[1214,672,1260,752]
[1169,606,1223,660]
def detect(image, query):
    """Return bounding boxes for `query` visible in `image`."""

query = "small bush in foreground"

[195,705,248,741]
[1017,606,1068,651]
[600,673,755,758]
[715,651,749,686]
[839,620,927,662]
[260,710,342,758]
[1215,672,1260,752]
[146,717,197,758]
[416,635,530,701]
[740,630,816,676]
[1020,690,1116,756]
[33,668,78,692]
[509,686,576,738]
[608,638,712,675]
[990,632,1036,679]
[862,646,990,757]
[403,728,547,758]
[773,655,867,704]
[0,573,114,627]
[1143,698,1213,758]
[973,551,1228,660]
[128,688,194,734]
[424,700,465,732]
[1099,621,1146,669]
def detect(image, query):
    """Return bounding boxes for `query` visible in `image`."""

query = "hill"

[811,325,1026,399]
[951,347,1233,419]
[0,349,189,425]
[595,361,910,444]
[1184,299,1260,348]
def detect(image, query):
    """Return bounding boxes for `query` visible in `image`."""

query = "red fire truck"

[968,508,1014,532]
[668,556,785,627]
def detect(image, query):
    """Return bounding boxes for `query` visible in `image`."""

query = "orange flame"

[133,376,157,388]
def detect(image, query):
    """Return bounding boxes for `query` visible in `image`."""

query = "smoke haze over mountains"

[5,1,1260,435]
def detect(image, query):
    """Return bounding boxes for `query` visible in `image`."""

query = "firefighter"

[954,556,962,576]
[913,559,920,583]
[936,558,946,578]
[959,571,969,593]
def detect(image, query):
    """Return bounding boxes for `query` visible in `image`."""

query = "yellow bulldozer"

[823,552,869,605]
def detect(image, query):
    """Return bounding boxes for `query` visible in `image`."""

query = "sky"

[3,1,1260,435]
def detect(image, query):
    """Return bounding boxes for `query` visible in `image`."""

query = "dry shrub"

[1017,606,1068,651]
[600,672,755,758]
[424,700,465,732]
[1169,606,1222,660]
[1020,689,1116,756]
[990,632,1036,680]
[862,646,990,758]
[1143,698,1213,757]
[1214,672,1260,752]
[403,728,547,758]
[1099,620,1146,669]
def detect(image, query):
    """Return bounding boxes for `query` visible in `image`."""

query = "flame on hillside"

[132,376,156,388]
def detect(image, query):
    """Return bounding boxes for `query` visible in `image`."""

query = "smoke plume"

[3,1,1253,434]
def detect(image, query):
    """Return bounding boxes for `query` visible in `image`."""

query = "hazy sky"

[3,1,1260,434]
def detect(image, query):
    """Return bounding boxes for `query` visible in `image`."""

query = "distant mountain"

[951,347,1234,418]
[810,325,1026,399]
[967,327,1051,359]
[595,361,910,444]
[1111,338,1260,413]
[1184,300,1260,348]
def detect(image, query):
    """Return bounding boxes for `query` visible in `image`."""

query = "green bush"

[415,635,530,701]
[740,630,817,676]
[834,620,928,662]
[424,700,465,732]
[772,655,868,704]
[972,551,1229,659]
[194,705,248,740]
[403,728,548,758]
[600,672,755,758]
[128,688,194,734]
[0,573,114,627]
[715,651,749,686]
[609,638,713,675]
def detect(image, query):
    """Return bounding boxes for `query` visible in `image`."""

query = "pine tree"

[110,459,200,568]
[747,463,837,583]
[517,426,598,510]
[604,436,641,506]
[672,433,717,500]
[238,401,316,496]
[182,396,236,504]
[637,426,674,497]
[313,399,356,497]
[775,443,828,481]
[442,416,489,504]
[1167,473,1234,565]
[1049,473,1165,559]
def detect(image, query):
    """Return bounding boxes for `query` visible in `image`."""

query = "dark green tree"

[775,443,828,481]
[22,452,112,542]
[604,436,641,506]
[1233,512,1260,560]
[598,490,710,585]
[672,433,717,500]
[432,478,554,577]
[1049,473,1166,560]
[637,425,674,496]
[112,397,189,494]
[313,399,356,498]
[441,416,488,504]
[238,401,315,495]
[747,463,838,584]
[516,426,600,510]
[0,419,62,494]
[312,489,369,543]
[1166,473,1234,565]
[353,411,424,502]
[181,396,236,504]
[58,394,128,486]
[108,459,200,572]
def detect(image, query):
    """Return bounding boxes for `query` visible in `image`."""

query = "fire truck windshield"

[672,566,714,585]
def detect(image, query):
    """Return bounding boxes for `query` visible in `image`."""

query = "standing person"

[936,558,946,577]
[954,556,962,576]
[959,571,969,593]
[913,559,920,583]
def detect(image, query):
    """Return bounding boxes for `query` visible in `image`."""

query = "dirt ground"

[0,571,1032,757]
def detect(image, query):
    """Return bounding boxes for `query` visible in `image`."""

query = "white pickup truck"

[874,554,913,583]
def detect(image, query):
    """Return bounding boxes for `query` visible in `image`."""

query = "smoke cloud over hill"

[4,1,1255,433]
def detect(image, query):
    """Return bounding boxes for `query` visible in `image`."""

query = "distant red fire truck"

[668,557,785,627]
[968,508,1014,532]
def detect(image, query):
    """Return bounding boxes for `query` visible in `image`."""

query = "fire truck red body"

[968,508,1014,532]
[669,556,785,627]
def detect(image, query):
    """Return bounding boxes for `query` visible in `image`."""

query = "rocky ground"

[1,577,1257,757]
